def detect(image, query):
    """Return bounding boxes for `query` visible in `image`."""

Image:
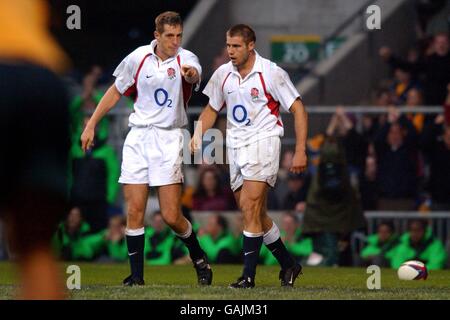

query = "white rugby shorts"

[227,135,280,191]
[118,125,184,186]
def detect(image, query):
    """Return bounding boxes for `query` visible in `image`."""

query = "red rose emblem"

[167,67,176,79]
[251,88,259,100]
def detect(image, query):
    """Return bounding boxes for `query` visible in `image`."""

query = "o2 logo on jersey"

[154,88,173,108]
[232,104,251,126]
[167,68,176,80]
[250,88,259,101]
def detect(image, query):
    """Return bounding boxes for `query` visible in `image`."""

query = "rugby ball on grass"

[397,260,428,280]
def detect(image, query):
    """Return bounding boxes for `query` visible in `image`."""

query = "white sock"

[125,227,145,236]
[263,223,280,245]
[175,220,193,239]
[243,230,264,237]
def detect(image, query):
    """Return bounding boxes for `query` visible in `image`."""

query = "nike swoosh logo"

[128,252,138,256]
[146,75,153,78]
[227,90,234,94]
[244,251,255,256]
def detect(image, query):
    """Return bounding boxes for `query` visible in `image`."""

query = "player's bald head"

[155,11,182,34]
[227,24,256,45]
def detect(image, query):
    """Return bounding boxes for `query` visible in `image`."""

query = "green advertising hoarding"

[271,35,345,64]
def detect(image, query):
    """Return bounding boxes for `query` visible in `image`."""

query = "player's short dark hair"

[227,24,256,45]
[155,11,182,34]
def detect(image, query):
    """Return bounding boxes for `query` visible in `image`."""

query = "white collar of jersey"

[231,50,263,79]
[149,39,181,63]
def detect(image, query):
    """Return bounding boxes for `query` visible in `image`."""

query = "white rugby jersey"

[113,40,201,128]
[203,51,301,148]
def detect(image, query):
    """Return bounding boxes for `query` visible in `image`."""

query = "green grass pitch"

[0,262,448,299]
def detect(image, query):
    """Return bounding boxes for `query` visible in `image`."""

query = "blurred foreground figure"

[303,137,366,266]
[0,0,70,299]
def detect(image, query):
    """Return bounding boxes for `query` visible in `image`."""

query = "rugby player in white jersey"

[81,11,212,286]
[191,24,308,288]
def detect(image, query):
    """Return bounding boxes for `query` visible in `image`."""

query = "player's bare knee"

[161,209,182,228]
[127,206,145,226]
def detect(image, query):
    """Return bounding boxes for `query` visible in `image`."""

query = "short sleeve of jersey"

[202,67,225,112]
[113,52,137,95]
[269,66,301,112]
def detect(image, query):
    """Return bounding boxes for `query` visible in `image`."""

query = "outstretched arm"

[290,98,308,173]
[81,84,121,152]
[190,104,219,153]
